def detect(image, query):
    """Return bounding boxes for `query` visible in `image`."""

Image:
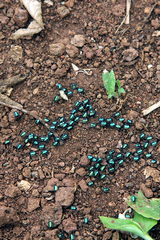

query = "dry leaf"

[144,166,160,183]
[33,87,39,95]
[10,20,43,40]
[17,180,31,191]
[21,0,44,28]
[59,90,68,101]
[8,45,23,62]
[5,87,13,96]
[44,0,53,6]
[71,63,79,72]
[152,30,160,37]
[0,74,27,93]
[0,59,4,64]
[0,93,23,109]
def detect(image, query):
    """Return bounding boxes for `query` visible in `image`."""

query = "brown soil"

[0,0,160,239]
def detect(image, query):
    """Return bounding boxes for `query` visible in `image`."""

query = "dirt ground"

[0,0,160,239]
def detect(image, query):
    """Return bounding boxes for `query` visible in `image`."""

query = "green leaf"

[102,71,109,91]
[102,71,109,82]
[117,79,121,88]
[133,211,157,234]
[108,93,113,99]
[108,92,117,99]
[108,69,116,93]
[126,190,160,220]
[118,88,125,96]
[99,216,154,240]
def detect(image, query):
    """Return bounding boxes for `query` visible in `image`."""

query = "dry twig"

[0,98,50,129]
[124,0,132,24]
[134,67,145,78]
[0,74,50,130]
[136,2,158,29]
[143,2,157,23]
[142,101,160,116]
[86,232,97,240]
[115,0,131,34]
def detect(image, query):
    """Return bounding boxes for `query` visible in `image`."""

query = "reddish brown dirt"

[0,0,160,239]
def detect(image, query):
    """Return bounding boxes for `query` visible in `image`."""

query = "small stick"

[86,231,97,240]
[115,0,131,33]
[115,16,127,34]
[54,29,61,36]
[143,2,157,23]
[134,67,145,78]
[0,101,50,130]
[136,2,158,29]
[51,167,54,178]
[142,101,160,116]
[124,0,132,24]
[121,26,130,35]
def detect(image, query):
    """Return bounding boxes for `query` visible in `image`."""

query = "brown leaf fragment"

[122,47,139,62]
[0,93,23,109]
[151,18,160,29]
[0,74,50,130]
[152,30,160,37]
[21,0,44,28]
[8,45,23,62]
[10,20,43,40]
[144,166,160,183]
[0,74,28,93]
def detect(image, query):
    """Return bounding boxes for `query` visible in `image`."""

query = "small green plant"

[102,69,125,99]
[100,190,160,240]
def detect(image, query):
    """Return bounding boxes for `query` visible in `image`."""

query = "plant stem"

[143,233,154,240]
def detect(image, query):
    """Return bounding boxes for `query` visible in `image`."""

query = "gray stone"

[55,187,75,207]
[122,47,138,62]
[62,178,75,187]
[71,35,85,47]
[80,154,90,166]
[57,6,70,18]
[140,183,153,198]
[76,168,86,177]
[78,179,88,192]
[45,229,60,240]
[0,206,19,227]
[55,67,67,77]
[13,8,28,27]
[112,231,119,240]
[62,217,77,233]
[28,197,40,212]
[49,43,65,56]
[66,44,79,57]
[44,178,62,193]
[22,167,32,178]
[102,231,112,240]
[135,122,144,130]
[41,203,62,227]
[4,184,21,198]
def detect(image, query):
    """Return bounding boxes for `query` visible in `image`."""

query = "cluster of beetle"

[5,82,158,173]
[14,88,97,156]
[87,132,158,188]
[4,83,159,240]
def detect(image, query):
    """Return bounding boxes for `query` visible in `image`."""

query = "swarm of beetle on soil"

[3,69,159,239]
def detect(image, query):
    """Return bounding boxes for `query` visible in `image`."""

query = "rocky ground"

[0,0,160,239]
